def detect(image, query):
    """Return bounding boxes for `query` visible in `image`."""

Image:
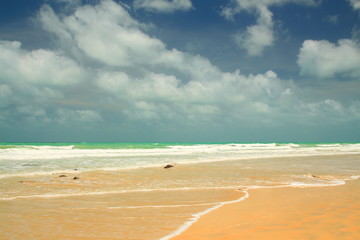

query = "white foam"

[158,179,353,240]
[159,191,249,240]
[107,202,216,209]
[0,186,237,201]
[245,180,346,190]
[1,143,359,181]
[288,181,345,187]
[2,143,359,161]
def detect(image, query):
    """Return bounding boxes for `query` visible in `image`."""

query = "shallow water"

[1,142,359,179]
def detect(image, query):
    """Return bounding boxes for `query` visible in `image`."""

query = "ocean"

[1,142,360,239]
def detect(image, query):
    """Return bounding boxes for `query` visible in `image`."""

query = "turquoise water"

[0,142,171,149]
[1,142,357,149]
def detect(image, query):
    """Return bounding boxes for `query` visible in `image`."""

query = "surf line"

[159,190,250,240]
[160,178,359,240]
[0,186,238,201]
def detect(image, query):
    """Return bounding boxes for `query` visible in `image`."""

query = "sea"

[1,142,360,240]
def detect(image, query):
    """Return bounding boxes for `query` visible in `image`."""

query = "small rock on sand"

[164,164,174,169]
[59,175,67,177]
[73,177,80,180]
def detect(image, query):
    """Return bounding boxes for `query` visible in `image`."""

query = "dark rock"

[59,175,67,177]
[74,168,78,171]
[73,177,80,180]
[164,164,174,169]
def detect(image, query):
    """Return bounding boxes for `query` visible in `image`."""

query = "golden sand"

[172,179,360,240]
[0,187,241,240]
[1,154,359,240]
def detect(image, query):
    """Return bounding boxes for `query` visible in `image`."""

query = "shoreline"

[169,178,360,240]
[2,153,359,180]
[1,153,359,240]
[160,191,249,240]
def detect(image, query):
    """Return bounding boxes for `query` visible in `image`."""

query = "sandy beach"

[172,179,360,240]
[1,0,360,238]
[1,144,359,240]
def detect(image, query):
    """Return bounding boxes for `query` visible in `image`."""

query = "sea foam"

[1,143,359,179]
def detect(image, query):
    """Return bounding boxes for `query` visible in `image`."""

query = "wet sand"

[0,187,243,240]
[1,154,359,240]
[172,179,360,240]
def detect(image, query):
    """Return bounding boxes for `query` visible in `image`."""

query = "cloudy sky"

[0,0,360,142]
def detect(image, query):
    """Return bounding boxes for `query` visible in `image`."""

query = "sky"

[0,0,360,142]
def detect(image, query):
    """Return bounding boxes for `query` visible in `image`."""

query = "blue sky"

[0,0,360,142]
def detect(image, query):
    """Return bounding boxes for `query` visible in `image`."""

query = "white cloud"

[134,0,193,13]
[76,110,103,122]
[1,0,359,136]
[34,1,358,126]
[299,99,360,124]
[38,0,203,74]
[53,0,82,9]
[0,40,85,86]
[95,66,297,123]
[298,39,360,78]
[0,39,96,124]
[0,84,12,108]
[349,101,360,118]
[221,0,318,56]
[306,99,344,115]
[55,109,103,124]
[37,1,221,81]
[348,0,360,10]
[38,1,162,67]
[234,18,274,56]
[96,71,130,94]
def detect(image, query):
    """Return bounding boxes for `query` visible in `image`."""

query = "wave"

[107,202,217,209]
[1,142,359,180]
[159,191,250,240]
[158,177,357,240]
[1,176,351,201]
[0,186,239,201]
[1,142,359,161]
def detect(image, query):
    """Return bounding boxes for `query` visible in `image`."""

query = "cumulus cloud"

[38,1,159,67]
[349,101,360,118]
[134,0,193,13]
[348,0,360,10]
[221,0,318,56]
[233,5,274,56]
[53,0,82,10]
[38,0,221,81]
[55,109,103,124]
[299,99,360,125]
[6,0,289,126]
[0,39,98,125]
[25,1,360,126]
[298,39,360,78]
[0,40,85,86]
[95,66,297,124]
[305,99,344,116]
[1,0,359,140]
[0,84,12,108]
